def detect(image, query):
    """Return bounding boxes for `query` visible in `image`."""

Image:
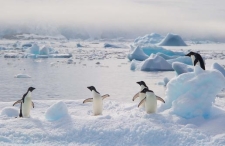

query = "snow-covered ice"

[161,66,225,119]
[45,101,69,121]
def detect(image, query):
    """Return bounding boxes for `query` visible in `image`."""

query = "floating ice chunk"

[172,62,193,75]
[45,101,69,121]
[158,33,187,46]
[167,56,192,65]
[39,45,50,55]
[134,33,163,45]
[67,58,74,64]
[211,62,225,77]
[36,55,48,58]
[140,54,173,71]
[22,43,32,48]
[4,53,18,58]
[141,45,184,56]
[1,107,18,117]
[104,43,127,48]
[77,43,83,47]
[130,59,142,70]
[28,44,40,55]
[14,74,31,78]
[156,52,179,60]
[127,46,148,61]
[164,77,170,86]
[48,54,72,58]
[162,66,225,119]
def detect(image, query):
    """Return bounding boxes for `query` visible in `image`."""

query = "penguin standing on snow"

[132,81,148,107]
[13,87,35,118]
[185,51,205,70]
[83,86,110,116]
[132,81,162,108]
[138,88,165,114]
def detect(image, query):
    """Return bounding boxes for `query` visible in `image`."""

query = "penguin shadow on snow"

[83,86,110,116]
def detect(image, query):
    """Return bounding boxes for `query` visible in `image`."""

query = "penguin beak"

[87,86,92,91]
[136,82,141,85]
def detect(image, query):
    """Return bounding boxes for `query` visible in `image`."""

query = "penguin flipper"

[194,59,198,66]
[102,94,110,100]
[19,103,23,117]
[13,100,22,106]
[156,96,165,103]
[138,97,146,108]
[32,102,34,108]
[132,92,139,101]
[83,98,93,103]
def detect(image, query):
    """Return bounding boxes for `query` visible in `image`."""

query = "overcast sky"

[1,0,225,40]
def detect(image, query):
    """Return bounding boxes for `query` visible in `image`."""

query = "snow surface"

[158,33,187,46]
[0,39,225,145]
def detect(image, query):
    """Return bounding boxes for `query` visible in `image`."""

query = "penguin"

[83,86,109,116]
[13,87,35,118]
[185,51,205,70]
[132,81,148,107]
[132,81,162,108]
[138,88,165,114]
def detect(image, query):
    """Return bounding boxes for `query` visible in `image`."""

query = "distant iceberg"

[134,33,163,45]
[131,54,173,71]
[128,45,184,61]
[158,33,187,46]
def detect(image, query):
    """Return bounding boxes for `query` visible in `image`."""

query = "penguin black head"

[87,86,99,94]
[140,88,153,93]
[185,52,196,57]
[136,81,148,88]
[28,87,35,92]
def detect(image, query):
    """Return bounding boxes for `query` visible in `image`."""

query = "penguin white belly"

[145,96,157,113]
[191,55,200,67]
[93,97,103,115]
[139,92,146,108]
[22,98,32,117]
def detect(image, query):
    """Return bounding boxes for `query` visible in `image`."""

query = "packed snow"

[0,38,225,145]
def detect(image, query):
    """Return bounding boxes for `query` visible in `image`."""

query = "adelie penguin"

[13,87,35,118]
[132,81,162,108]
[132,81,148,107]
[185,51,205,70]
[83,86,110,116]
[138,88,165,114]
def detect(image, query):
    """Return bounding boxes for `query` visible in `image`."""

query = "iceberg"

[161,66,225,119]
[158,33,187,46]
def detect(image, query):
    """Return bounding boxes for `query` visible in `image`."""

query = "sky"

[0,0,225,41]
